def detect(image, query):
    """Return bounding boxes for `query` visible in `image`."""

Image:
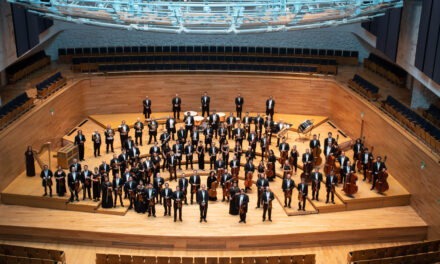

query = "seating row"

[36,72,67,98]
[364,53,406,87]
[348,74,379,100]
[382,96,440,152]
[423,104,440,128]
[0,243,66,263]
[97,64,321,75]
[96,254,315,264]
[58,46,358,65]
[352,251,440,264]
[6,51,51,84]
[0,254,62,264]
[0,93,33,128]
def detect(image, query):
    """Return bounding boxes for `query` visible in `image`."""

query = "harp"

[33,142,51,170]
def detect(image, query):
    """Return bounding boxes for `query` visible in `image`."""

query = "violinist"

[297,178,308,211]
[245,146,256,162]
[125,136,134,153]
[208,111,220,139]
[282,174,295,208]
[221,169,232,202]
[70,158,82,173]
[172,142,184,170]
[244,158,255,192]
[143,96,151,119]
[208,142,218,170]
[68,167,80,202]
[371,156,387,190]
[279,138,290,168]
[146,184,157,217]
[160,139,171,169]
[151,153,161,180]
[172,186,184,222]
[177,125,187,146]
[235,124,245,147]
[178,173,189,205]
[161,182,172,216]
[104,125,115,153]
[110,154,120,178]
[185,140,195,170]
[129,143,141,164]
[340,160,353,185]
[172,94,181,120]
[237,189,249,223]
[361,148,373,181]
[168,151,178,181]
[80,165,92,200]
[118,121,130,150]
[166,115,177,140]
[54,165,66,197]
[134,117,144,146]
[142,157,153,184]
[256,173,269,208]
[92,129,102,157]
[262,187,274,222]
[219,123,227,147]
[40,165,53,197]
[204,124,214,150]
[324,132,335,150]
[153,173,165,204]
[197,184,209,222]
[189,170,201,204]
[99,160,110,176]
[289,145,299,173]
[275,119,285,147]
[352,138,364,162]
[264,116,274,143]
[260,134,269,161]
[248,130,258,153]
[135,180,146,213]
[124,176,138,210]
[214,156,225,175]
[325,171,337,204]
[148,117,158,144]
[160,129,171,152]
[311,167,323,201]
[226,112,236,139]
[230,155,240,181]
[254,113,264,139]
[337,152,350,184]
[257,160,265,174]
[207,171,218,201]
[113,173,124,207]
[92,167,101,201]
[118,150,128,176]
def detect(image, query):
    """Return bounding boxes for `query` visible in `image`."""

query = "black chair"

[233,46,240,53]
[116,46,123,53]
[287,48,295,55]
[303,48,310,55]
[140,64,148,70]
[343,50,350,57]
[156,64,164,70]
[209,46,217,53]
[194,46,202,53]
[74,48,83,55]
[263,47,271,54]
[202,46,209,53]
[351,51,359,57]
[240,47,248,54]
[91,48,99,54]
[187,46,194,53]
[123,47,131,53]
[335,50,342,56]
[181,64,189,70]
[217,46,225,53]
[66,48,75,55]
[189,64,196,70]
[171,46,178,53]
[248,47,256,54]
[311,49,318,55]
[155,46,163,53]
[326,50,334,56]
[83,48,91,55]
[294,48,302,55]
[279,48,287,55]
[131,46,139,53]
[116,65,123,71]
[178,46,186,53]
[58,48,66,56]
[272,47,279,55]
[108,47,116,54]
[172,64,180,70]
[256,47,263,54]
[319,49,326,56]
[99,47,108,54]
[163,46,171,53]
[225,46,233,53]
[147,46,155,53]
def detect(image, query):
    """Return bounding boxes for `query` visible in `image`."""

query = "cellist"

[371,156,387,190]
[244,158,255,192]
[161,182,172,216]
[278,138,290,169]
[207,171,218,201]
[323,132,336,150]
[352,138,364,164]
[361,148,373,181]
[282,174,295,208]
[309,134,321,150]
[325,171,337,204]
[289,145,299,173]
[337,151,350,184]
[340,160,352,185]
[220,169,232,202]
[302,149,313,176]
[311,167,323,201]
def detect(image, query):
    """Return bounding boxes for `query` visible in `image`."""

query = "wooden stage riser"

[0,226,427,251]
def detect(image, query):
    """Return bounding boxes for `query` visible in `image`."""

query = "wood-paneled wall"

[0,74,439,239]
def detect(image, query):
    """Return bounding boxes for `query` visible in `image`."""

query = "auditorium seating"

[347,240,440,263]
[423,104,440,128]
[0,92,34,128]
[382,96,440,152]
[36,72,67,98]
[6,51,51,84]
[95,254,316,264]
[0,243,66,264]
[348,74,379,100]
[364,53,406,87]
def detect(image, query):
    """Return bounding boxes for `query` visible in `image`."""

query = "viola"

[244,171,253,188]
[343,172,358,196]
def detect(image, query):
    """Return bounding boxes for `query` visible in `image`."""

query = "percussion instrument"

[218,112,226,122]
[185,111,198,117]
[194,116,205,126]
[298,120,314,134]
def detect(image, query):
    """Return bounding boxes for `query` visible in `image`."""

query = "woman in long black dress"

[229,182,240,215]
[207,171,217,201]
[197,141,205,171]
[135,180,146,213]
[290,145,299,173]
[54,165,66,196]
[268,149,276,180]
[101,177,113,208]
[25,146,35,177]
[92,167,101,202]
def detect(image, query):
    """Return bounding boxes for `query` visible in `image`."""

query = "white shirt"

[268,100,272,108]
[239,195,244,205]
[202,191,205,201]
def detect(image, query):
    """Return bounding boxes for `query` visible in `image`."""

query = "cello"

[209,181,218,199]
[375,156,389,193]
[324,154,335,175]
[244,171,253,189]
[231,166,239,182]
[343,171,358,196]
[300,162,312,182]
[365,146,374,182]
[217,168,224,183]
[266,162,274,181]
[311,134,322,166]
[279,151,288,167]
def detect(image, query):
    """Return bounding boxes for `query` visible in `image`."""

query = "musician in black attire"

[226,112,236,139]
[221,170,232,202]
[218,123,227,147]
[184,112,194,135]
[352,138,364,162]
[178,173,189,205]
[282,174,295,208]
[80,165,92,200]
[161,182,173,216]
[40,165,53,197]
[337,151,350,184]
[234,124,245,147]
[201,91,210,117]
[207,172,218,202]
[151,153,161,177]
[209,111,220,138]
[134,118,144,146]
[190,127,199,148]
[25,146,35,177]
[247,130,257,153]
[172,142,184,170]
[260,135,269,161]
[278,138,290,168]
[74,130,86,161]
[118,121,130,150]
[275,120,285,147]
[172,186,184,222]
[92,167,101,201]
[262,187,274,222]
[361,148,373,181]
[54,165,66,197]
[197,184,209,222]
[153,173,165,204]
[172,94,181,120]
[325,171,337,204]
[208,143,218,170]
[113,174,124,207]
[244,159,255,192]
[185,141,195,170]
[255,173,269,208]
[168,151,178,181]
[204,124,214,150]
[266,95,275,119]
[118,150,129,176]
[143,96,152,119]
[160,129,171,154]
[162,142,171,172]
[124,176,137,209]
[145,184,157,217]
[302,149,313,174]
[101,176,113,209]
[104,125,115,153]
[311,167,323,201]
[324,132,336,149]
[264,117,274,144]
[189,171,201,204]
[235,93,244,118]
[148,117,158,144]
[309,134,321,150]
[237,189,249,223]
[254,113,264,139]
[371,156,387,190]
[177,125,187,146]
[297,178,308,211]
[91,130,102,157]
[68,167,80,202]
[166,116,177,140]
[290,145,299,173]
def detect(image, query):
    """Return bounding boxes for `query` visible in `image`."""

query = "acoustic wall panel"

[11,4,30,57]
[26,12,40,49]
[414,0,433,70]
[422,0,440,78]
[434,34,440,84]
[384,8,402,61]
[375,13,390,53]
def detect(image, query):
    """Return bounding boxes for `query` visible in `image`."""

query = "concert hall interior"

[1,0,440,263]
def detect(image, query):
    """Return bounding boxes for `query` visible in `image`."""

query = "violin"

[312,134,322,166]
[343,172,358,196]
[244,171,253,188]
[266,162,274,180]
[46,177,53,187]
[375,156,389,193]
[209,181,218,198]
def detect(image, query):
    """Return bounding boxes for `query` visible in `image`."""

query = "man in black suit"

[80,165,92,200]
[302,148,313,173]
[178,173,189,205]
[197,184,209,222]
[337,152,350,184]
[266,95,275,119]
[326,171,337,204]
[242,112,252,138]
[148,117,158,144]
[297,178,308,211]
[172,142,183,170]
[201,91,210,117]
[189,171,201,204]
[260,135,268,161]
[129,143,140,162]
[264,116,274,143]
[40,165,53,197]
[153,173,165,204]
[74,130,86,161]
[177,125,187,146]
[133,118,144,146]
[361,148,373,181]
[172,94,181,120]
[234,124,245,147]
[68,167,80,202]
[275,119,285,147]
[91,129,102,157]
[204,124,214,150]
[168,151,178,181]
[143,96,152,119]
[254,113,264,139]
[208,111,219,138]
[371,156,387,190]
[323,132,336,150]
[311,167,323,201]
[262,187,274,221]
[110,155,119,177]
[172,186,184,222]
[118,120,130,150]
[235,93,244,118]
[184,112,194,135]
[255,173,269,208]
[146,184,156,217]
[118,149,129,175]
[124,176,137,209]
[208,143,218,170]
[226,112,236,139]
[185,141,194,170]
[166,116,177,140]
[237,189,249,223]
[113,173,124,207]
[220,169,232,202]
[309,134,321,150]
[69,158,82,173]
[282,174,295,208]
[161,182,173,216]
[104,125,115,153]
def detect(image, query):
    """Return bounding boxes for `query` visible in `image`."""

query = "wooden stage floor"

[0,113,422,250]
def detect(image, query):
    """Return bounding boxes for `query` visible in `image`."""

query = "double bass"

[375,156,389,193]
[324,154,335,175]
[300,163,312,182]
[343,172,358,196]
[311,134,322,166]
[209,181,218,199]
[244,171,253,189]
